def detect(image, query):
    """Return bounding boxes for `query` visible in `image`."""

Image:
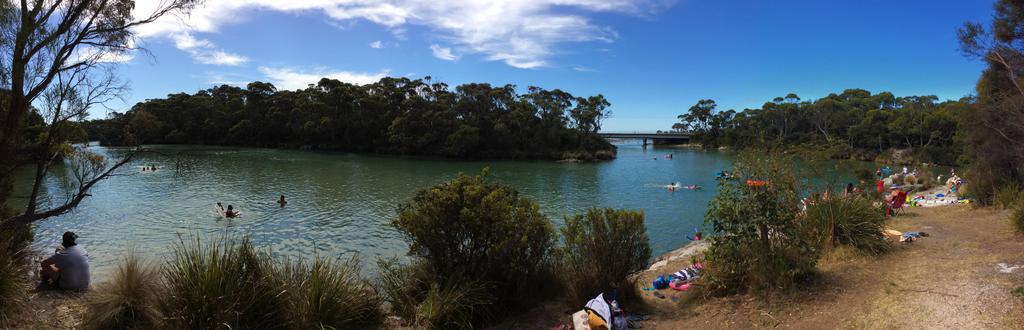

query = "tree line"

[83,78,616,160]
[673,90,968,165]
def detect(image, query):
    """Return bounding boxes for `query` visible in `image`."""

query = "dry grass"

[81,254,162,329]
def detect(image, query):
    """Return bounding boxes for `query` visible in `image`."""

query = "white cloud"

[369,40,384,49]
[169,33,248,66]
[258,66,388,90]
[133,0,669,69]
[429,44,459,61]
[572,65,597,72]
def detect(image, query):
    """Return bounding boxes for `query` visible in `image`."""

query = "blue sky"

[110,0,994,131]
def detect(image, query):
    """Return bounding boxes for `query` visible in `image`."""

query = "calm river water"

[12,143,881,278]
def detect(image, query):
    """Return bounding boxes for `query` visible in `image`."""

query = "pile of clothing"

[570,293,640,330]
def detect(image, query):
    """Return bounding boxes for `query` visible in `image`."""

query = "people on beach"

[39,231,90,291]
[277,195,287,207]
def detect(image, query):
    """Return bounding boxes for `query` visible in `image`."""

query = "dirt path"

[639,206,1024,329]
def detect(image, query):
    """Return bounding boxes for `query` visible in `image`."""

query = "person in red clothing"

[876,180,885,193]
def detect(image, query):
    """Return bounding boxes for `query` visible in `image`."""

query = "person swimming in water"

[277,195,287,207]
[224,205,239,218]
[667,182,678,191]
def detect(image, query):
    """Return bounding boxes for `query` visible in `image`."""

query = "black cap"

[62,231,78,247]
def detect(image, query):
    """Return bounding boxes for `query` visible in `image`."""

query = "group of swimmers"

[215,195,288,219]
[666,182,702,191]
[140,165,158,172]
[653,153,674,160]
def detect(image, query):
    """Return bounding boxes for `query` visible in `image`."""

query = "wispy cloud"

[133,0,670,69]
[258,66,388,90]
[572,65,598,72]
[429,44,459,61]
[171,33,248,66]
[369,40,384,49]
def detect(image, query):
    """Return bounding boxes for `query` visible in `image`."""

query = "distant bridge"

[598,132,691,145]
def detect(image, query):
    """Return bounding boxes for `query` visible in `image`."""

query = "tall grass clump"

[993,183,1022,209]
[377,258,491,329]
[160,237,285,328]
[0,223,31,326]
[561,208,651,304]
[271,255,383,329]
[801,197,891,256]
[0,249,25,326]
[1011,201,1024,233]
[82,254,162,329]
[702,153,818,296]
[385,169,557,328]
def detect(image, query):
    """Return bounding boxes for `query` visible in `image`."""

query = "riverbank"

[638,205,1024,328]
[8,196,1023,329]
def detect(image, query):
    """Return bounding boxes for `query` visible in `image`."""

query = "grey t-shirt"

[52,245,90,290]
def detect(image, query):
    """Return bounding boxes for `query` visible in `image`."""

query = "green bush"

[271,255,383,329]
[993,183,1022,209]
[1012,202,1024,233]
[0,223,30,327]
[389,169,557,328]
[702,153,818,296]
[160,237,285,328]
[561,208,651,304]
[82,254,162,329]
[0,250,24,326]
[801,197,891,256]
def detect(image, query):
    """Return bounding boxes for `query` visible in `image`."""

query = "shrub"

[561,208,651,304]
[160,237,285,328]
[0,223,30,327]
[993,183,1022,209]
[82,254,162,329]
[389,169,557,327]
[271,255,383,329]
[702,153,817,296]
[801,197,891,256]
[1012,202,1024,233]
[0,250,25,326]
[378,258,494,329]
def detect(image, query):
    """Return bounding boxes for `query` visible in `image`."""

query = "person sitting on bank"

[277,195,287,207]
[39,231,90,291]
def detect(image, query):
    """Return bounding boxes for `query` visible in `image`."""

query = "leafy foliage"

[561,208,651,304]
[82,254,163,330]
[1012,201,1024,233]
[801,197,891,256]
[674,91,967,164]
[994,183,1023,209]
[702,153,818,296]
[83,78,615,160]
[957,0,1024,203]
[388,169,557,328]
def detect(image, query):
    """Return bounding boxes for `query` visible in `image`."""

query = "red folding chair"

[886,191,908,217]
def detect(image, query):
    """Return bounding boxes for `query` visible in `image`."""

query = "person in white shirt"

[39,231,90,291]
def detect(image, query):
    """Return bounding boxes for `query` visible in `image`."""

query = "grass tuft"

[802,196,891,256]
[82,254,162,329]
[272,255,383,329]
[159,236,284,329]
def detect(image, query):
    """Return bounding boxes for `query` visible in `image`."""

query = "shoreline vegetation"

[672,91,966,166]
[81,77,617,162]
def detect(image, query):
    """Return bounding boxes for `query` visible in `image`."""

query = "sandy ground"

[637,205,1024,329]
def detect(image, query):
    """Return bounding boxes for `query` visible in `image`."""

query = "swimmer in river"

[224,205,239,218]
[277,195,287,207]
[684,185,703,190]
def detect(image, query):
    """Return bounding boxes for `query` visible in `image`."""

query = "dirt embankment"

[639,206,1024,329]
